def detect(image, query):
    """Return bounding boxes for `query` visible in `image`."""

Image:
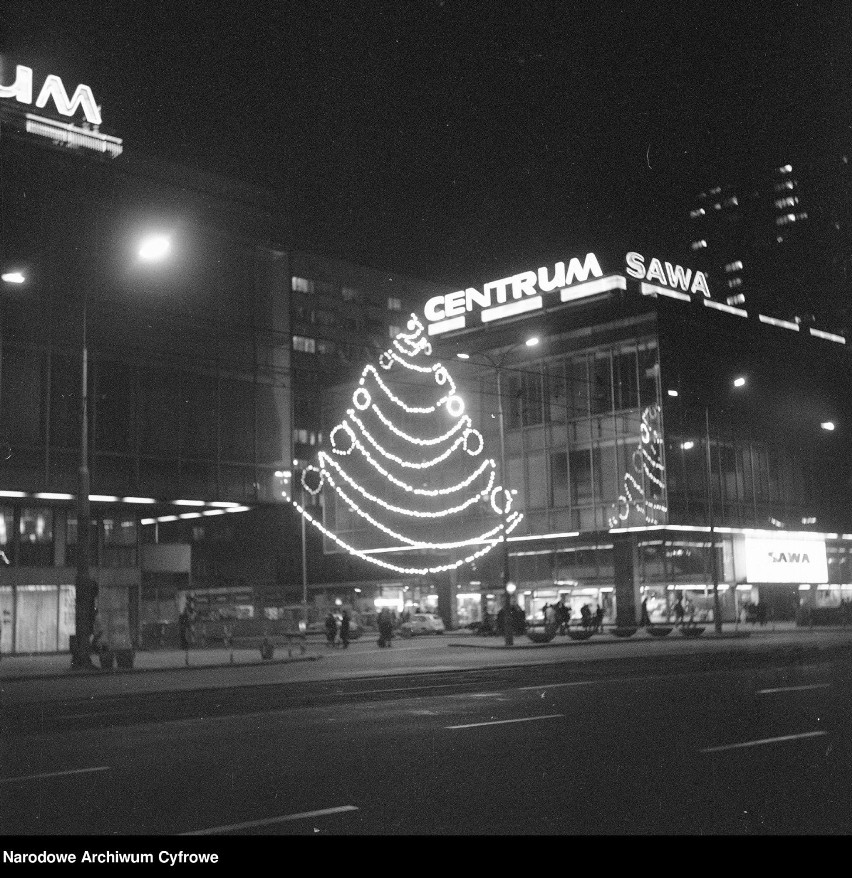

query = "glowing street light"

[1,271,25,284]
[733,376,746,388]
[681,440,695,450]
[525,336,540,347]
[821,421,836,431]
[137,234,171,262]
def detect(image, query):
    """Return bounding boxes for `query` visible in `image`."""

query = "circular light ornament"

[462,428,484,456]
[446,395,465,418]
[353,387,371,410]
[330,423,355,454]
[379,351,394,370]
[491,486,514,515]
[302,466,325,495]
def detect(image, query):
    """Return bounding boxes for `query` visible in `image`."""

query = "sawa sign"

[423,250,710,335]
[0,63,102,125]
[744,537,828,584]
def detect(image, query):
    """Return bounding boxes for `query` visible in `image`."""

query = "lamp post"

[71,234,172,668]
[458,335,539,646]
[704,406,722,634]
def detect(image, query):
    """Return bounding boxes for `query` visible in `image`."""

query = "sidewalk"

[1,622,849,683]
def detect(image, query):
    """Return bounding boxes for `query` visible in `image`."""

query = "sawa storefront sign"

[424,251,708,336]
[0,60,122,157]
[744,536,828,584]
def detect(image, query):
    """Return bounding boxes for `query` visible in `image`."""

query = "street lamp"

[458,335,539,646]
[71,234,172,668]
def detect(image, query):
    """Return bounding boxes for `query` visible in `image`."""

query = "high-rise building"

[686,150,852,333]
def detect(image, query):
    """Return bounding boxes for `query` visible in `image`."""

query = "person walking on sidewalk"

[378,609,393,647]
[324,612,339,647]
[595,604,604,633]
[339,611,351,649]
[673,595,685,628]
[640,597,651,627]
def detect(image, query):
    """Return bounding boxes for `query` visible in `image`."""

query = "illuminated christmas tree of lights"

[285,314,523,575]
[607,403,667,528]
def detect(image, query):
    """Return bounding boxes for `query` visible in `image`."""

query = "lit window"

[388,325,401,339]
[775,214,797,226]
[797,212,808,220]
[777,164,793,173]
[292,335,316,353]
[710,187,721,194]
[775,181,795,191]
[292,277,315,294]
[713,203,722,210]
[342,286,362,302]
[316,340,336,356]
[724,196,738,207]
[690,208,706,218]
[724,260,743,272]
[774,196,797,209]
[387,297,402,311]
[727,293,745,306]
[727,277,742,288]
[690,240,707,250]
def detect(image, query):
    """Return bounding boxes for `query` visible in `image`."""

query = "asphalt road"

[2,648,850,835]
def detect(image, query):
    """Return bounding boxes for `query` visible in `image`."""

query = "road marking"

[700,731,828,753]
[447,713,564,730]
[757,683,831,695]
[517,680,597,691]
[0,766,110,784]
[182,805,359,835]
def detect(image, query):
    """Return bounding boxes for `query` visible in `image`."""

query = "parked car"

[400,613,446,637]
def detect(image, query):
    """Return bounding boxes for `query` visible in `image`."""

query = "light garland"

[608,403,668,528]
[288,312,524,575]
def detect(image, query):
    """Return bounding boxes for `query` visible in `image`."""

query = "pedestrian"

[541,603,550,624]
[324,611,338,647]
[595,604,604,632]
[178,606,191,649]
[511,604,526,636]
[339,611,351,648]
[640,597,651,627]
[673,595,685,628]
[580,603,592,630]
[90,612,105,656]
[378,608,393,647]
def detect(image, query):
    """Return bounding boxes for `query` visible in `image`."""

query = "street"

[2,637,851,835]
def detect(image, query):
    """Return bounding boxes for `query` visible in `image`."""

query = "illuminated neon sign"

[424,253,627,335]
[0,64,102,125]
[625,252,710,300]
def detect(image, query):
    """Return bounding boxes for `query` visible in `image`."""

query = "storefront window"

[18,507,54,567]
[102,515,138,568]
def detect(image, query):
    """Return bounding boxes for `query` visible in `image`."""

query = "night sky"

[3,1,851,286]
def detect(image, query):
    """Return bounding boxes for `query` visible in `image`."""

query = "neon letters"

[0,64,102,125]
[625,251,710,298]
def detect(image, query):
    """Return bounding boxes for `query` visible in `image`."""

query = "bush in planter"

[567,629,594,641]
[647,625,673,637]
[680,625,705,637]
[527,624,557,644]
[611,626,637,638]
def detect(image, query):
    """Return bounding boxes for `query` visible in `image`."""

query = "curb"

[448,632,752,649]
[0,652,324,683]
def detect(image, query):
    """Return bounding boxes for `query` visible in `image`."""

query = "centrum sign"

[0,60,121,157]
[425,252,627,336]
[424,250,712,336]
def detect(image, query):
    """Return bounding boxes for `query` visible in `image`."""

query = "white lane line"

[0,766,110,784]
[447,713,564,730]
[183,805,359,835]
[517,680,597,691]
[700,731,828,753]
[757,683,831,695]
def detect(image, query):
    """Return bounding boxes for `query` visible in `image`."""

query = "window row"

[503,344,659,429]
[292,277,404,313]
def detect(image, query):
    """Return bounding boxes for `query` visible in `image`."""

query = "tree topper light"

[284,314,523,575]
